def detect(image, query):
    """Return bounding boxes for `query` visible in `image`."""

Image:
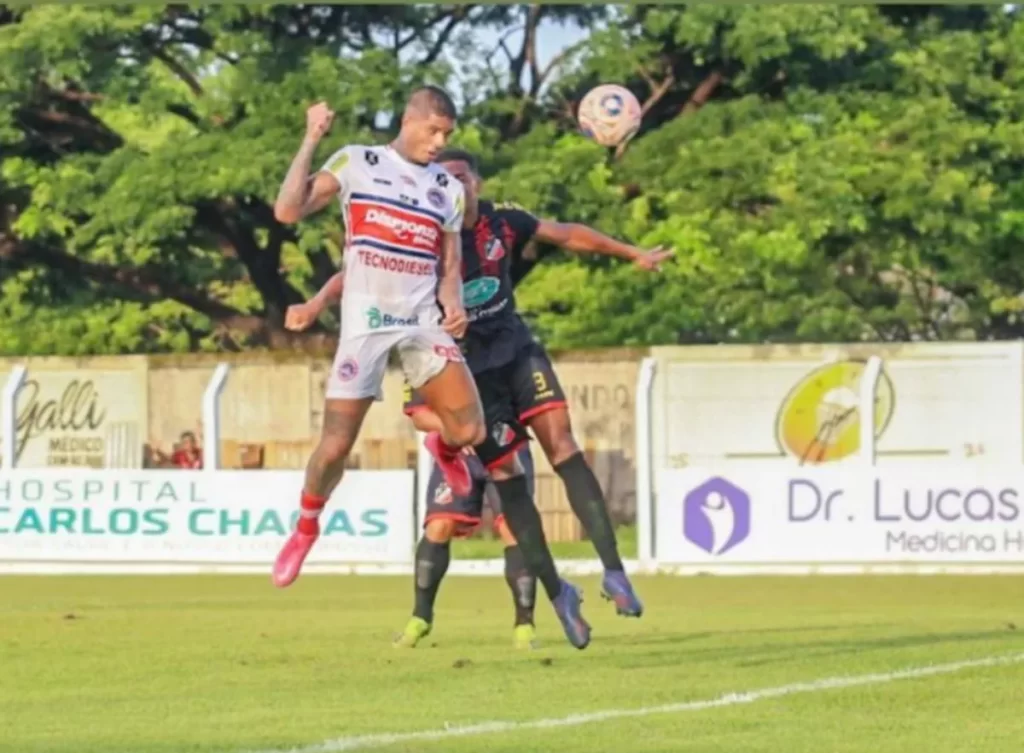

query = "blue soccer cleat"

[552,580,591,649]
[601,570,644,618]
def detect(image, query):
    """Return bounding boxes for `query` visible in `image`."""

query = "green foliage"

[2,5,1024,354]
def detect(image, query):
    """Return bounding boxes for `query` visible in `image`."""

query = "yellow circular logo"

[775,360,894,464]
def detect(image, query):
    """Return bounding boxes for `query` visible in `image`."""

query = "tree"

[2,5,1023,355]
[505,5,1024,347]
[0,4,498,353]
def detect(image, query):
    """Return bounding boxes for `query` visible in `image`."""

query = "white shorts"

[325,329,463,400]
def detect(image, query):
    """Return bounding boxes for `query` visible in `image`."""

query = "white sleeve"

[319,146,353,194]
[444,180,465,233]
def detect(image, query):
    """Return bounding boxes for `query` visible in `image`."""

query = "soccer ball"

[577,84,642,148]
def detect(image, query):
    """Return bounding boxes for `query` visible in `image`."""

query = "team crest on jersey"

[364,150,379,166]
[492,422,516,447]
[435,173,449,187]
[484,237,505,261]
[434,482,454,506]
[426,187,446,210]
[338,357,359,381]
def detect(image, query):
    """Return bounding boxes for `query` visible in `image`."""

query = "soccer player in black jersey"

[398,149,670,644]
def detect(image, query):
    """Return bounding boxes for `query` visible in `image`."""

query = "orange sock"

[298,491,326,535]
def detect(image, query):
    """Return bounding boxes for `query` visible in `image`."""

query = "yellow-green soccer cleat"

[513,624,539,650]
[393,617,431,648]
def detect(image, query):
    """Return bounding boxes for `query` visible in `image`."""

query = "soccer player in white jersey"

[270,86,487,588]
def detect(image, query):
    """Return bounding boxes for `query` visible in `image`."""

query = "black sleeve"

[498,207,540,259]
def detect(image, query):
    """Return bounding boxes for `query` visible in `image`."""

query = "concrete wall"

[6,341,1023,540]
[0,348,645,535]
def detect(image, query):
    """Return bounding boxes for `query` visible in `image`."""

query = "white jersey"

[318,144,465,339]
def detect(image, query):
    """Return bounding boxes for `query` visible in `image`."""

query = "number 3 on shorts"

[532,370,548,393]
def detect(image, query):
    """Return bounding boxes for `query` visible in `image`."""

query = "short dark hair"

[406,85,457,120]
[436,148,479,174]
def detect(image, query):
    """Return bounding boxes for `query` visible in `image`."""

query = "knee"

[316,434,355,465]
[447,416,486,448]
[530,412,580,466]
[544,430,580,467]
[489,453,523,483]
[424,519,455,544]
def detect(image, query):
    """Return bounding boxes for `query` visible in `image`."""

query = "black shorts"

[424,445,535,536]
[470,340,567,468]
[403,340,566,469]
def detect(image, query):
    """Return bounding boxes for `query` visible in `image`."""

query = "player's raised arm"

[533,219,673,272]
[274,102,343,224]
[437,182,468,338]
[284,272,344,332]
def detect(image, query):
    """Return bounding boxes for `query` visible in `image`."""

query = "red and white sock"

[297,491,326,536]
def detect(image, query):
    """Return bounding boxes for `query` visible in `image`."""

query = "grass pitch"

[2,574,1022,753]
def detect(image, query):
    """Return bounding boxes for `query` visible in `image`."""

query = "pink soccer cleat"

[272,530,319,588]
[424,431,473,497]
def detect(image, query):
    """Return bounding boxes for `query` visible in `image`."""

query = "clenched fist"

[305,101,334,142]
[284,302,323,332]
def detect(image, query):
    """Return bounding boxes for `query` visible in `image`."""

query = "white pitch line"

[250,652,1024,753]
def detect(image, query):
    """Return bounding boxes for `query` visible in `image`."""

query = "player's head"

[398,85,457,164]
[437,148,481,213]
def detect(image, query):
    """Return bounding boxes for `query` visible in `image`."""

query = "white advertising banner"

[656,467,1024,566]
[0,469,415,569]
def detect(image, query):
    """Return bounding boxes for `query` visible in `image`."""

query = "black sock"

[413,537,450,623]
[494,475,562,601]
[503,545,536,626]
[555,452,624,572]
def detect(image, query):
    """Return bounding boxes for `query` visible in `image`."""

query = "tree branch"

[148,44,204,98]
[679,70,723,116]
[16,105,124,153]
[417,6,473,68]
[488,24,525,68]
[615,70,675,160]
[197,199,306,324]
[4,238,261,332]
[44,85,107,104]
[524,6,542,95]
[167,103,203,128]
[537,38,588,90]
[641,70,676,117]
[508,6,542,96]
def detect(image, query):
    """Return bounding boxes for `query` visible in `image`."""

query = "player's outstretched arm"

[284,272,344,332]
[533,219,672,271]
[274,102,342,224]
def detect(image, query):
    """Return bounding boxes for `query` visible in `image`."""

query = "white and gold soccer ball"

[577,84,642,148]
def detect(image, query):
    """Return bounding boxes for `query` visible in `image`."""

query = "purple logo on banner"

[683,477,751,555]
